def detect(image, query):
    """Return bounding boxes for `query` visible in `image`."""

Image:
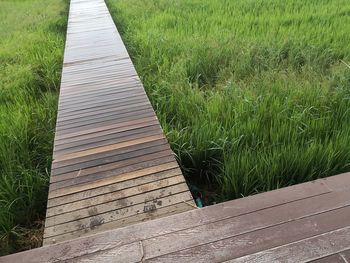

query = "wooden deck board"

[3,172,350,262]
[41,0,195,245]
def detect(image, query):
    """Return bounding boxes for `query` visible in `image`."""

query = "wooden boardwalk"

[3,172,350,262]
[43,0,194,245]
[2,0,350,261]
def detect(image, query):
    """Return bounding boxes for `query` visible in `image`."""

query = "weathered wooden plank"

[48,162,180,199]
[53,124,160,153]
[55,115,157,137]
[46,176,186,220]
[66,242,142,263]
[44,190,193,239]
[54,116,158,141]
[51,143,170,177]
[51,148,172,181]
[54,128,164,156]
[55,108,154,132]
[56,105,153,128]
[141,188,350,259]
[229,226,350,263]
[321,172,350,191]
[53,134,166,161]
[4,173,349,262]
[146,206,350,263]
[53,121,161,149]
[310,254,345,263]
[44,201,194,245]
[48,168,183,207]
[52,139,168,170]
[50,156,176,190]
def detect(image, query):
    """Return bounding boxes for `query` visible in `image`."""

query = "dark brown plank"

[51,156,176,192]
[51,143,170,176]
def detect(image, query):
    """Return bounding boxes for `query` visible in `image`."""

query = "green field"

[107,0,350,202]
[0,0,67,254]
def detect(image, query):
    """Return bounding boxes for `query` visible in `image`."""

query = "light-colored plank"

[44,188,192,238]
[229,226,350,263]
[46,176,186,220]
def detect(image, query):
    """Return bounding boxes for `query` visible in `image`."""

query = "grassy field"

[107,0,350,202]
[0,0,67,255]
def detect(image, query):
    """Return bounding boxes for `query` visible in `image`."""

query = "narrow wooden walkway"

[43,0,194,245]
[3,172,350,262]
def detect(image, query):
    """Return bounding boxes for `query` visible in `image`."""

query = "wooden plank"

[311,254,345,263]
[55,109,154,132]
[46,175,186,220]
[57,101,150,120]
[53,134,165,161]
[229,226,350,263]
[46,177,332,248]
[145,206,350,263]
[53,124,160,153]
[66,242,142,263]
[53,127,163,156]
[4,173,348,262]
[48,167,183,207]
[140,188,350,259]
[48,162,180,199]
[50,156,176,190]
[57,94,147,115]
[54,116,158,141]
[44,190,193,239]
[56,104,152,127]
[44,201,194,245]
[57,95,146,116]
[53,120,161,147]
[51,148,172,181]
[51,139,168,170]
[55,113,156,137]
[322,172,350,191]
[51,143,170,177]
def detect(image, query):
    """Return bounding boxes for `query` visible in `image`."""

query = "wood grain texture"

[3,173,350,263]
[42,0,194,245]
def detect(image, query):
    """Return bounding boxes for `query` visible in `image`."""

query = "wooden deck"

[43,0,195,245]
[2,172,350,262]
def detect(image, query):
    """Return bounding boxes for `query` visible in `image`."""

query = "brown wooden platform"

[3,172,350,262]
[42,0,195,245]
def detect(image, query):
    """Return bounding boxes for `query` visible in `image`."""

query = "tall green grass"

[0,0,67,254]
[107,0,350,202]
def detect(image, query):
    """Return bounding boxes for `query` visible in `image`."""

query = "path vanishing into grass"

[0,0,68,255]
[107,0,350,202]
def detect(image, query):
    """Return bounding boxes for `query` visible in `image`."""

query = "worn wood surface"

[2,172,350,262]
[41,0,194,245]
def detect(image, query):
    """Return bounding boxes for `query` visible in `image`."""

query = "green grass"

[107,0,350,202]
[0,0,67,255]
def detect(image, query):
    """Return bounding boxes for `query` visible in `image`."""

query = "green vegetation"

[107,0,350,202]
[0,0,67,254]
